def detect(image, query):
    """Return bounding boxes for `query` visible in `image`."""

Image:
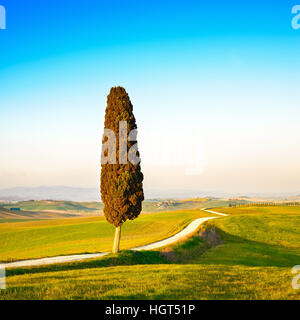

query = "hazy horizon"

[1,1,300,195]
[0,185,300,203]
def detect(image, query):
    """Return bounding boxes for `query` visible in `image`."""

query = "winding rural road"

[2,210,227,269]
[201,208,228,216]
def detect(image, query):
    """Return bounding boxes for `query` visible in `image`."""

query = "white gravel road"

[201,208,228,216]
[132,216,217,251]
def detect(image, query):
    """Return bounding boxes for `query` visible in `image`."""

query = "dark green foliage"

[101,87,144,227]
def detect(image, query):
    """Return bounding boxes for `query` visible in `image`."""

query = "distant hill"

[1,186,299,203]
[285,195,300,201]
[0,186,99,202]
[0,205,86,220]
[0,197,249,221]
[2,200,103,214]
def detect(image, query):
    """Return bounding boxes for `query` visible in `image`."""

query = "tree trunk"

[112,225,121,254]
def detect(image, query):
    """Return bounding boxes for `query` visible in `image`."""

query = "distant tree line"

[229,202,300,208]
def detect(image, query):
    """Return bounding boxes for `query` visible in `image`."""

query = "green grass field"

[213,205,300,217]
[0,209,213,262]
[0,206,299,300]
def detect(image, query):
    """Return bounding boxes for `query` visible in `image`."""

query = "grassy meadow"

[0,209,214,262]
[213,205,300,216]
[0,205,299,300]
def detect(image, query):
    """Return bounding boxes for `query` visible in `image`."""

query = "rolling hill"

[1,197,248,220]
[0,205,299,299]
[0,205,83,221]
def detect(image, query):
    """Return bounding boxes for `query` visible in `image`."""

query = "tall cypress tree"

[101,87,144,253]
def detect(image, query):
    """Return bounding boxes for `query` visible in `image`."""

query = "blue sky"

[1,0,300,196]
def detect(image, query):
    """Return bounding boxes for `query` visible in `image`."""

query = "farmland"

[0,205,299,299]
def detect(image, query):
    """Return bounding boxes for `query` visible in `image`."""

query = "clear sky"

[1,0,300,196]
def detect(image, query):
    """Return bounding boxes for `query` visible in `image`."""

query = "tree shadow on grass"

[6,250,169,277]
[176,225,300,268]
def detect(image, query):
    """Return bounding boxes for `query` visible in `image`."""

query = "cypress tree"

[101,87,144,253]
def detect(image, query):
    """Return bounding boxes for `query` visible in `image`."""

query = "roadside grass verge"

[6,250,168,277]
